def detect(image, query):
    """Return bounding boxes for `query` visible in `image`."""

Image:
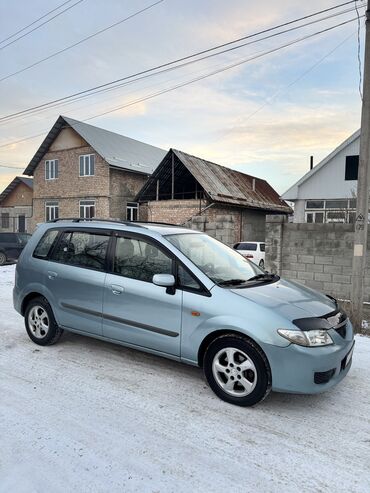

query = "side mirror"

[152,274,176,287]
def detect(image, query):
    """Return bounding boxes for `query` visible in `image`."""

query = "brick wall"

[109,169,148,220]
[265,215,366,302]
[0,182,33,207]
[144,199,206,224]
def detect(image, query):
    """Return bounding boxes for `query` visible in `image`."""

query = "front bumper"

[263,324,354,394]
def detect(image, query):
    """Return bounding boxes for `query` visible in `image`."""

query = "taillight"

[244,254,254,259]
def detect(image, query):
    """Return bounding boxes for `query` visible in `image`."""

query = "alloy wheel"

[28,305,50,339]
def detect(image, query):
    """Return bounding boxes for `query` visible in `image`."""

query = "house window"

[306,200,324,209]
[1,212,10,229]
[345,155,359,180]
[306,212,324,223]
[325,199,348,209]
[45,159,59,180]
[126,202,139,221]
[326,211,346,223]
[79,154,95,176]
[80,200,95,218]
[45,201,59,221]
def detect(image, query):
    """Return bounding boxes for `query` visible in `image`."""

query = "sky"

[0,0,366,194]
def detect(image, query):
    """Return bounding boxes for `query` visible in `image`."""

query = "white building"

[282,130,360,224]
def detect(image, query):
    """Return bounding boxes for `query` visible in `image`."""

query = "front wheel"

[203,335,271,406]
[25,297,63,346]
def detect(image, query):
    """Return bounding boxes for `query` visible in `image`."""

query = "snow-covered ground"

[1,264,370,493]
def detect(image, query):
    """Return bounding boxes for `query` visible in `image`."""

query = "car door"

[46,228,111,336]
[102,233,182,356]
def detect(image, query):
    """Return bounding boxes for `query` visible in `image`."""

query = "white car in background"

[233,241,265,269]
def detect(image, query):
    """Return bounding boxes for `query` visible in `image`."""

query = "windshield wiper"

[247,273,279,282]
[218,279,248,286]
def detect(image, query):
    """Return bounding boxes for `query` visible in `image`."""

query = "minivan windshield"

[166,233,271,286]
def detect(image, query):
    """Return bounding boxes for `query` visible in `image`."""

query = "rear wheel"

[203,334,271,406]
[0,252,7,266]
[25,297,63,346]
[259,259,265,269]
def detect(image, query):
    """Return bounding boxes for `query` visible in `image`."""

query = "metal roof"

[23,115,167,176]
[0,176,33,204]
[136,149,291,213]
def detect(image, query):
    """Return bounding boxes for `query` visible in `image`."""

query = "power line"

[355,0,364,99]
[0,0,165,84]
[0,0,76,45]
[0,15,360,149]
[0,3,364,124]
[0,0,86,51]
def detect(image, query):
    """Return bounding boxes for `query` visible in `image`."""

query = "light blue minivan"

[13,219,354,406]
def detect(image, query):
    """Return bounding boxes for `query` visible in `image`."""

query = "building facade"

[0,177,33,233]
[23,116,166,229]
[282,130,360,224]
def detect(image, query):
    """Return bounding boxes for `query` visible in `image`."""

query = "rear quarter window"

[33,229,59,259]
[260,243,265,252]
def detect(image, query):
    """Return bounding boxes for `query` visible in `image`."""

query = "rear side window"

[0,233,16,243]
[260,243,265,252]
[51,231,110,270]
[114,236,172,282]
[239,242,257,251]
[33,230,59,259]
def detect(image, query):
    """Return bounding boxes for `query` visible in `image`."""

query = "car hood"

[231,278,336,322]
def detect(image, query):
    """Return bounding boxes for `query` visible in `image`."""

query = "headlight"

[277,329,333,347]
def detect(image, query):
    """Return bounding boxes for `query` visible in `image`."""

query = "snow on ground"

[1,264,370,493]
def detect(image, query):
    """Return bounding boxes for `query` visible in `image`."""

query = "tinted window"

[177,264,201,291]
[260,243,265,252]
[325,200,347,209]
[34,230,59,259]
[239,243,257,251]
[51,231,109,270]
[0,233,16,243]
[345,155,359,180]
[114,237,172,282]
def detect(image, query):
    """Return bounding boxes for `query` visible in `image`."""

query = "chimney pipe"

[252,178,256,191]
[310,156,314,170]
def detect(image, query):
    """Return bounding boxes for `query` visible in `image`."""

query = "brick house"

[136,149,291,246]
[23,115,166,229]
[0,176,33,233]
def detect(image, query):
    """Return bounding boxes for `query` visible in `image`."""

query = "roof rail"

[48,217,145,227]
[47,218,181,229]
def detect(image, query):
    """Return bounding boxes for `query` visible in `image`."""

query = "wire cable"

[0,0,77,45]
[0,0,86,51]
[0,4,364,123]
[0,15,360,149]
[355,0,364,99]
[0,0,165,83]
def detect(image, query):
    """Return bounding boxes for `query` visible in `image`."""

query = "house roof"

[281,129,360,201]
[136,149,291,213]
[0,176,33,204]
[23,115,167,176]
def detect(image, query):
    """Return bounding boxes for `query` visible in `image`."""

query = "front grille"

[335,324,347,339]
[314,369,335,384]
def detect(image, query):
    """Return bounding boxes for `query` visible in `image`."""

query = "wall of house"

[143,199,207,225]
[32,197,110,225]
[0,182,33,207]
[109,168,148,220]
[0,206,33,232]
[264,215,366,304]
[292,199,305,223]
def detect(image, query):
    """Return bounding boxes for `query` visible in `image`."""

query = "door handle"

[111,284,124,295]
[47,271,58,280]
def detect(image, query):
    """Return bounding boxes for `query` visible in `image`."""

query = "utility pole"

[351,1,370,331]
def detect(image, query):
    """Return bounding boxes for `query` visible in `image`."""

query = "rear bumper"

[262,327,354,394]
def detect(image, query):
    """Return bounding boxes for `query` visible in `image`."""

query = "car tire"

[259,259,265,269]
[0,251,7,266]
[25,296,63,346]
[203,334,271,406]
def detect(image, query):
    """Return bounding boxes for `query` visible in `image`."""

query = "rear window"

[237,242,257,251]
